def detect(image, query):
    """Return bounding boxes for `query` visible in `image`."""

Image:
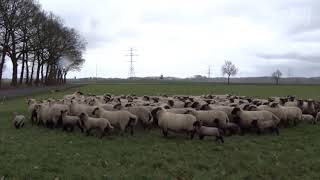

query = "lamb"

[152,107,199,139]
[92,107,138,135]
[78,113,113,138]
[60,110,83,132]
[193,121,224,143]
[13,112,25,129]
[301,114,316,124]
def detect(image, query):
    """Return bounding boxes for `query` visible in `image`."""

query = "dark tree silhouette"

[221,60,238,85]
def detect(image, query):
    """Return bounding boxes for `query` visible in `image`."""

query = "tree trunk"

[0,31,9,88]
[227,75,230,85]
[10,31,18,86]
[41,63,44,84]
[11,60,18,86]
[19,42,26,85]
[25,51,29,84]
[29,54,36,85]
[0,49,6,88]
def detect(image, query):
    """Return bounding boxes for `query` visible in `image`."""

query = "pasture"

[1,82,320,179]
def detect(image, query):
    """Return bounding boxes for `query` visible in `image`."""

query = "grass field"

[1,82,320,179]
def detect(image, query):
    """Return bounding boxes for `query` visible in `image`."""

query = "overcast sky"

[5,0,320,78]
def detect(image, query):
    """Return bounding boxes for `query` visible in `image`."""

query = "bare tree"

[221,60,238,85]
[272,69,282,85]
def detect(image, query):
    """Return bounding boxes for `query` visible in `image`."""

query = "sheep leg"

[86,129,91,136]
[130,125,134,136]
[273,127,279,136]
[190,130,196,139]
[99,129,105,139]
[162,129,168,137]
[215,136,224,143]
[199,135,205,140]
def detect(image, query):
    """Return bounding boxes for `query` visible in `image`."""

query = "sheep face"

[92,107,100,116]
[168,100,174,107]
[113,104,123,110]
[231,107,241,116]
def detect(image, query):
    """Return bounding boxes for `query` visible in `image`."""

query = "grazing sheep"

[193,121,224,143]
[79,113,113,138]
[92,107,138,135]
[152,107,199,139]
[60,110,83,132]
[13,112,25,129]
[301,114,316,124]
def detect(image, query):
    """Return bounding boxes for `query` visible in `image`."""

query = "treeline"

[0,0,86,87]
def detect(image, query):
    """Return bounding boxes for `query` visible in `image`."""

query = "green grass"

[1,82,320,179]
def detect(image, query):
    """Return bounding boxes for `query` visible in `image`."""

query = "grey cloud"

[257,52,320,64]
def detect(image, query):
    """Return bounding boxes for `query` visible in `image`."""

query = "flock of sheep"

[14,91,320,143]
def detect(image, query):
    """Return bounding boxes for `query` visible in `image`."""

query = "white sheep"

[185,109,229,130]
[92,107,138,135]
[13,112,25,129]
[301,114,316,124]
[152,107,199,139]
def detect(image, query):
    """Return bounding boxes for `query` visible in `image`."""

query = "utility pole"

[208,65,211,79]
[125,48,138,78]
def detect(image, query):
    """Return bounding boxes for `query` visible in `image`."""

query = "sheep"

[251,119,279,135]
[13,112,25,129]
[152,107,199,139]
[78,113,113,138]
[231,107,279,134]
[279,105,302,126]
[201,104,235,122]
[35,104,54,128]
[299,99,316,117]
[167,99,185,108]
[60,110,83,132]
[92,107,138,135]
[27,98,39,125]
[69,100,97,117]
[193,121,224,143]
[184,109,229,130]
[301,114,316,124]
[114,104,153,129]
[257,103,287,124]
[225,122,241,136]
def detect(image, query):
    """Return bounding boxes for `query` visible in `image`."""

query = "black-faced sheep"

[92,107,137,135]
[152,107,199,139]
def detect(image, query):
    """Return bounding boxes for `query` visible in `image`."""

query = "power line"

[125,48,138,78]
